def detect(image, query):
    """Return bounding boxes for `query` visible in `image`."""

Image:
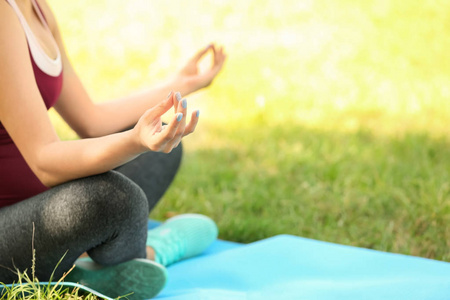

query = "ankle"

[146,246,156,261]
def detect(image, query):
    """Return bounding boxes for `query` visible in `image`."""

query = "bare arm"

[39,0,225,138]
[0,3,198,187]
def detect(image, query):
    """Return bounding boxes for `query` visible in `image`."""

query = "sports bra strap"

[5,0,62,77]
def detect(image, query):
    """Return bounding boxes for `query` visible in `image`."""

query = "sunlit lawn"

[48,0,450,261]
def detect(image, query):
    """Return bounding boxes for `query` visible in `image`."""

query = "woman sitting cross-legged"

[0,0,226,298]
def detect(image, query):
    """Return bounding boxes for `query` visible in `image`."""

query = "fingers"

[201,44,226,83]
[145,92,174,122]
[157,95,199,152]
[172,91,183,114]
[164,111,184,140]
[186,43,226,89]
[192,44,212,62]
[191,43,226,65]
[175,96,188,135]
[168,109,200,150]
[137,91,200,153]
[211,44,226,72]
[183,110,200,137]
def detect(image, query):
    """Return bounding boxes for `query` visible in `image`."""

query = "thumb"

[144,93,174,123]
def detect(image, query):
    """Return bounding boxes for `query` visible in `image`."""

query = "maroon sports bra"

[0,0,64,208]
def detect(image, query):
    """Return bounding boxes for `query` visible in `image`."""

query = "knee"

[40,172,148,233]
[83,171,149,219]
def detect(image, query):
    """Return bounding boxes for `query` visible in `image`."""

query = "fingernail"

[176,113,183,122]
[175,92,182,101]
[167,91,173,98]
[181,98,187,109]
[196,110,200,117]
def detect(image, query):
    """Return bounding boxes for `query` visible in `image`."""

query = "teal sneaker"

[146,214,218,266]
[66,258,167,300]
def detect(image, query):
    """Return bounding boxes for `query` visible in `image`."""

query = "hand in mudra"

[134,92,199,153]
[177,44,227,92]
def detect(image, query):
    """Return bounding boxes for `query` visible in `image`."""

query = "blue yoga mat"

[149,222,450,300]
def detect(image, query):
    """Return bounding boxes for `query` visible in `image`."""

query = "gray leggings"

[0,144,182,284]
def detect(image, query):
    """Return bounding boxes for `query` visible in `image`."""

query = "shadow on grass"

[152,124,450,262]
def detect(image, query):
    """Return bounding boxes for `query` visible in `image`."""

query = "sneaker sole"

[66,258,167,300]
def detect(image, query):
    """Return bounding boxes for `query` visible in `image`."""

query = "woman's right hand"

[133,91,199,153]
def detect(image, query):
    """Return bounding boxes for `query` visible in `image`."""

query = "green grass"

[1,274,99,300]
[47,0,450,261]
[156,125,450,260]
[0,246,100,300]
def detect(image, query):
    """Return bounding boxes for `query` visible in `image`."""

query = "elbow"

[70,113,105,138]
[31,149,63,188]
[72,122,96,139]
[77,128,93,139]
[33,166,60,188]
[75,125,101,139]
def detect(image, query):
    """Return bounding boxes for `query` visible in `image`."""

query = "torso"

[0,0,63,208]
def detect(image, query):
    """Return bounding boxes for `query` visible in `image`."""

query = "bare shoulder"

[0,0,20,27]
[0,1,28,53]
[0,0,37,119]
[0,0,12,12]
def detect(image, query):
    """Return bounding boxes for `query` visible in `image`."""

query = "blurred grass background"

[47,0,450,261]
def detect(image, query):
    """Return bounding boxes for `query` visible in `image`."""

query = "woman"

[0,0,226,298]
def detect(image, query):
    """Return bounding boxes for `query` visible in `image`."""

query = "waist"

[0,136,48,207]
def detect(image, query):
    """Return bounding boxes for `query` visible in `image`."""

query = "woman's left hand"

[176,43,227,94]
